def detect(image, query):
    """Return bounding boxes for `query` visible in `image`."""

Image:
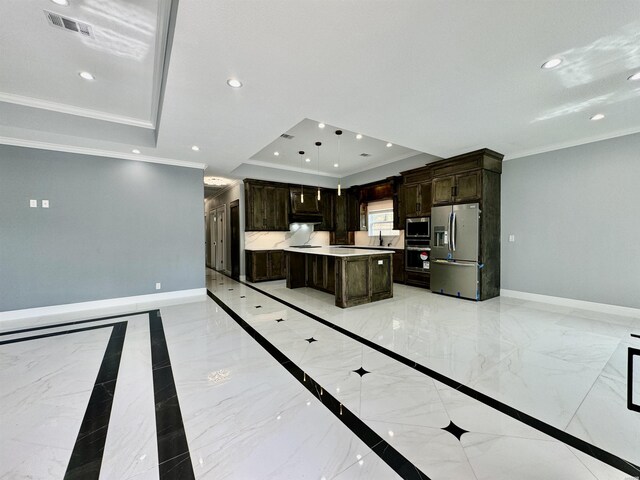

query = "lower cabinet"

[245,250,286,282]
[405,271,430,289]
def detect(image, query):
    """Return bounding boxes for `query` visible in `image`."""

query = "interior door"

[208,210,218,268]
[216,206,226,271]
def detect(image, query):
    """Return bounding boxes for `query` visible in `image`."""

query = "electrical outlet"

[508,234,515,243]
[155,283,161,290]
[30,199,37,208]
[42,200,49,208]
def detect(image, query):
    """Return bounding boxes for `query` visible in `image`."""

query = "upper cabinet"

[290,186,320,214]
[316,189,335,231]
[400,165,432,218]
[430,149,502,207]
[244,180,290,231]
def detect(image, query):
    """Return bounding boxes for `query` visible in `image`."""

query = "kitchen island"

[284,247,393,308]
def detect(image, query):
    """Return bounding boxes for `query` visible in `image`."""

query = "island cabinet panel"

[392,250,405,283]
[338,257,370,307]
[370,254,393,301]
[244,180,289,231]
[245,250,286,282]
[286,251,306,289]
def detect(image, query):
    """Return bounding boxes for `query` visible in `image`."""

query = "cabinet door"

[334,192,347,233]
[404,184,419,217]
[268,250,284,278]
[432,176,454,206]
[290,187,319,214]
[454,171,481,203]
[247,184,266,230]
[392,250,404,283]
[419,181,432,215]
[346,189,360,231]
[317,190,335,231]
[252,251,269,281]
[394,184,405,230]
[273,187,290,230]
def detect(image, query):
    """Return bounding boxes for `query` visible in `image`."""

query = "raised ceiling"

[1,1,639,178]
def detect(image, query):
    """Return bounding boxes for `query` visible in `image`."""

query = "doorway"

[230,200,240,279]
[215,206,226,271]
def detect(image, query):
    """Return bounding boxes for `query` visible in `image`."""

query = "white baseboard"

[500,289,640,318]
[0,288,207,322]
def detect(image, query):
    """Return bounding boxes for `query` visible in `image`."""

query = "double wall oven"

[405,217,430,273]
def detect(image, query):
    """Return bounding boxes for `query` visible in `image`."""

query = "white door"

[216,206,226,271]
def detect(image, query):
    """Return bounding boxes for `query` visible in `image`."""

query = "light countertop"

[284,246,393,257]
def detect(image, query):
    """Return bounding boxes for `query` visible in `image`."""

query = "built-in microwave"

[406,217,430,239]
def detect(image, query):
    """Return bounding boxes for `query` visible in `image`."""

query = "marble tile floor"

[0,269,638,479]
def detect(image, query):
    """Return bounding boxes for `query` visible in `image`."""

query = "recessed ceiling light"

[226,78,242,88]
[50,0,69,5]
[318,123,325,129]
[541,58,563,69]
[79,71,95,81]
[333,163,339,168]
[590,113,605,121]
[628,72,640,81]
[191,145,200,151]
[132,149,140,154]
[386,142,393,147]
[305,158,311,162]
[356,134,362,140]
[273,151,279,156]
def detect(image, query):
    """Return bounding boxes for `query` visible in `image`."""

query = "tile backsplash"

[354,230,404,248]
[245,225,330,250]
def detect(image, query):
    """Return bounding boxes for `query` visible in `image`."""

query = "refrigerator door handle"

[448,213,453,250]
[451,211,456,252]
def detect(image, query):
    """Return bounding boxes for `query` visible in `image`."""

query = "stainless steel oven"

[406,217,430,240]
[405,243,430,272]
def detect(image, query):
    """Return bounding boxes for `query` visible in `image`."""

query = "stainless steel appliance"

[405,217,430,240]
[405,242,430,272]
[430,203,480,300]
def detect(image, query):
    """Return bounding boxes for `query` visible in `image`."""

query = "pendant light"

[315,141,322,201]
[335,130,343,196]
[298,150,305,203]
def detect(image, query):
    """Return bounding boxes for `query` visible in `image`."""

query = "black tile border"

[628,347,640,413]
[207,289,430,480]
[149,310,195,480]
[221,275,640,477]
[631,334,640,339]
[64,322,128,480]
[0,321,124,346]
[0,310,153,337]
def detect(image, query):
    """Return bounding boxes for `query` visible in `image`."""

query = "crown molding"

[0,92,155,129]
[503,126,640,161]
[0,136,206,170]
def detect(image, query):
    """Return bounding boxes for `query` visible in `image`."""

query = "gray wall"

[0,145,205,311]
[501,133,640,309]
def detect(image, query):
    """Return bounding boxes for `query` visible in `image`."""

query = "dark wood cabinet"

[290,186,320,214]
[405,271,430,289]
[316,189,335,231]
[400,165,433,218]
[244,180,289,231]
[393,180,405,230]
[330,189,356,244]
[346,187,361,231]
[392,250,405,284]
[432,170,481,206]
[245,250,286,282]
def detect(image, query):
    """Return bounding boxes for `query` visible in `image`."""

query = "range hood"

[288,212,322,225]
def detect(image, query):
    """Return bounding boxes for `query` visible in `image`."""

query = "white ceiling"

[1,1,640,179]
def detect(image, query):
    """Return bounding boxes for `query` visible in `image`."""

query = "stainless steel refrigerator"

[430,203,481,300]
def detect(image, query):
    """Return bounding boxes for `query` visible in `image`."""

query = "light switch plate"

[508,234,515,242]
[155,283,161,290]
[30,199,37,208]
[42,200,49,208]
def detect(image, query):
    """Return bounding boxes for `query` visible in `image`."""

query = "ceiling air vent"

[280,134,295,140]
[44,11,95,39]
[360,153,371,157]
